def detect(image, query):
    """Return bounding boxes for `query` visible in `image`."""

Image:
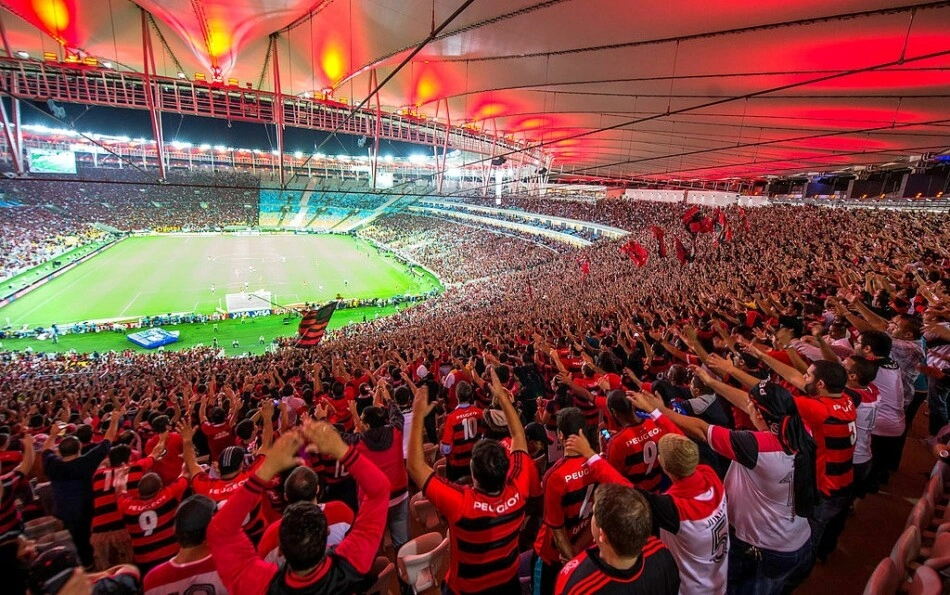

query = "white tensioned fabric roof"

[0,0,948,182]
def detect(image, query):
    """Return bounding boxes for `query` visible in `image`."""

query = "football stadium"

[0,2,949,595]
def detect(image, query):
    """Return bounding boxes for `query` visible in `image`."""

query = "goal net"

[225,290,273,314]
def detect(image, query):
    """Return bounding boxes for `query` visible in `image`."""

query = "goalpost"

[225,290,273,315]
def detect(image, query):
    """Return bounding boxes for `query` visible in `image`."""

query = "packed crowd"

[358,213,564,284]
[0,209,107,283]
[0,199,949,594]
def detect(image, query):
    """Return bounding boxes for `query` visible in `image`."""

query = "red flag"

[296,301,337,347]
[675,237,688,265]
[651,226,667,258]
[579,258,590,277]
[621,240,649,267]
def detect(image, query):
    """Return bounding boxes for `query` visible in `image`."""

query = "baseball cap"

[483,409,509,433]
[29,546,78,595]
[416,364,429,378]
[219,446,246,475]
[524,422,553,445]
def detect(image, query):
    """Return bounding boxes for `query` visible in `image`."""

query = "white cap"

[416,364,429,378]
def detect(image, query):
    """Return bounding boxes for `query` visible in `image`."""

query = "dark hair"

[151,415,170,434]
[470,440,510,494]
[556,407,587,439]
[235,419,255,441]
[285,466,321,503]
[279,502,329,571]
[139,473,163,499]
[859,330,892,358]
[667,364,689,386]
[361,406,387,430]
[456,381,473,404]
[75,424,93,444]
[108,444,132,467]
[593,484,651,557]
[394,386,412,407]
[210,407,227,424]
[847,356,878,387]
[282,384,295,397]
[58,436,80,457]
[811,360,847,394]
[331,382,345,398]
[175,495,216,548]
[605,390,633,419]
[495,365,511,385]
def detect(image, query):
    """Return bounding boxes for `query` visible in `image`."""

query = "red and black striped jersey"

[555,538,680,595]
[309,450,354,489]
[424,450,532,594]
[92,457,155,533]
[572,376,602,428]
[118,476,188,568]
[0,470,25,544]
[794,394,856,497]
[192,467,267,544]
[534,455,600,564]
[606,418,681,492]
[0,450,23,476]
[440,405,484,470]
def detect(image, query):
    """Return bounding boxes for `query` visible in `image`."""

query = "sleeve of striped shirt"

[206,474,279,594]
[333,447,390,575]
[585,454,632,487]
[707,425,760,469]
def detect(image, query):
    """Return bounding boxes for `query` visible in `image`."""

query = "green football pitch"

[0,234,441,328]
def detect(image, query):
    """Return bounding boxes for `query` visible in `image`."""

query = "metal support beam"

[0,97,23,174]
[270,36,285,186]
[0,13,11,59]
[433,98,451,194]
[140,10,166,180]
[368,69,381,190]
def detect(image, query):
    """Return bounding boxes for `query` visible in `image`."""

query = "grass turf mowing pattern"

[0,305,403,357]
[0,234,440,328]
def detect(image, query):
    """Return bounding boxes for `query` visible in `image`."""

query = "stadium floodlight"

[408,154,425,163]
[116,135,131,142]
[171,141,191,149]
[214,145,227,152]
[337,155,348,161]
[16,51,29,59]
[199,143,211,150]
[384,155,394,162]
[177,72,187,79]
[271,150,279,155]
[294,151,303,158]
[314,153,325,159]
[102,61,112,68]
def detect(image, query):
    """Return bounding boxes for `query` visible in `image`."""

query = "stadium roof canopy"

[0,0,949,182]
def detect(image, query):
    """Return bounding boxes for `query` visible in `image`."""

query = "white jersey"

[707,425,810,552]
[144,555,228,595]
[644,464,728,595]
[871,361,905,437]
[845,385,879,465]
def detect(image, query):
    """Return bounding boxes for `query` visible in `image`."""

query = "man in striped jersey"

[143,495,227,595]
[0,434,34,595]
[90,442,163,570]
[408,371,530,595]
[117,472,189,575]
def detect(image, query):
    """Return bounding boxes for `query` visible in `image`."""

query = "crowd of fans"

[0,198,948,594]
[358,213,564,284]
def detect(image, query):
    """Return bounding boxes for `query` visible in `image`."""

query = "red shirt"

[200,421,234,463]
[424,450,532,593]
[93,457,154,534]
[256,501,354,562]
[119,476,188,568]
[144,433,183,486]
[605,416,682,492]
[192,466,267,543]
[535,455,600,564]
[794,394,856,497]
[441,405,484,470]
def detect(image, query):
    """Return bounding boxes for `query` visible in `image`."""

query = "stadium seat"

[891,525,922,579]
[410,492,445,535]
[23,516,63,540]
[863,557,900,595]
[33,482,54,515]
[422,443,439,467]
[908,566,943,595]
[924,475,946,510]
[397,532,450,594]
[519,550,534,595]
[361,555,395,595]
[906,499,933,534]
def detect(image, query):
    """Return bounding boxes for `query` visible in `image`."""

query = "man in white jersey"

[858,330,905,491]
[143,495,228,595]
[639,375,815,595]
